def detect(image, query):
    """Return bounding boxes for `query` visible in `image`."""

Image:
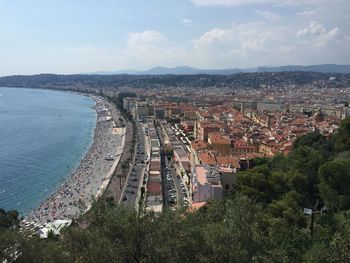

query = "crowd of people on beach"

[24,99,123,225]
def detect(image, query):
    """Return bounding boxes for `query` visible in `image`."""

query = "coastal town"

[118,74,350,211]
[2,0,350,260]
[2,71,349,237]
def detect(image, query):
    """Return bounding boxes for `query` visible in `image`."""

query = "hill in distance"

[85,64,350,75]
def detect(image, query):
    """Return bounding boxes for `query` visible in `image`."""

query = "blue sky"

[0,0,349,75]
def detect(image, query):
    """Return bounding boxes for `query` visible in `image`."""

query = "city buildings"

[120,76,349,210]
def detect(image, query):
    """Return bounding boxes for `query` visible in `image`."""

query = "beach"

[24,96,125,225]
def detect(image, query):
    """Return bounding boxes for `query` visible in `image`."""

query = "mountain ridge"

[84,64,350,75]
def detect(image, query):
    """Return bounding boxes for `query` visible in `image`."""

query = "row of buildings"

[121,84,348,209]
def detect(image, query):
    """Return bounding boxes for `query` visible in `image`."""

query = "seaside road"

[120,122,146,207]
[104,113,133,202]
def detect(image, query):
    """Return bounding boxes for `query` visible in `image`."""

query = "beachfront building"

[219,166,237,192]
[150,139,160,158]
[137,101,155,122]
[173,145,190,182]
[145,122,162,213]
[192,166,223,203]
[137,101,149,122]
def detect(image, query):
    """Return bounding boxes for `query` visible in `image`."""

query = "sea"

[0,87,96,215]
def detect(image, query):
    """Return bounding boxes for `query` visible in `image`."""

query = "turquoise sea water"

[0,87,96,215]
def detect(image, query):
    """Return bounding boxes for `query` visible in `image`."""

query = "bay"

[0,87,96,215]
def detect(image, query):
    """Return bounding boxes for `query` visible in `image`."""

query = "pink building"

[192,166,223,203]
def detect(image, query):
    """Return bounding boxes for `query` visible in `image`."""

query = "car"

[122,196,127,201]
[127,183,131,187]
[132,178,138,182]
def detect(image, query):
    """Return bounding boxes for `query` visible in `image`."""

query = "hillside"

[85,64,350,75]
[1,71,349,91]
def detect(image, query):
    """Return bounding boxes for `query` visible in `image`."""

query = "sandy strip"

[24,96,124,225]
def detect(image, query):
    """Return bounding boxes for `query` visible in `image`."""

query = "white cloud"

[115,30,191,69]
[190,20,350,67]
[298,9,317,16]
[127,30,168,46]
[181,18,194,26]
[255,10,280,21]
[193,22,271,55]
[297,21,327,36]
[63,21,350,73]
[193,28,232,45]
[297,21,340,46]
[191,0,345,6]
[191,0,270,6]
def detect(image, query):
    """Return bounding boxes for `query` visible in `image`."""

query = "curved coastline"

[0,87,97,214]
[24,95,124,225]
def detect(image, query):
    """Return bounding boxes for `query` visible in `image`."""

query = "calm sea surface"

[0,87,96,215]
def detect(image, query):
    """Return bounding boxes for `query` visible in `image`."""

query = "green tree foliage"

[0,209,20,229]
[293,130,326,150]
[318,159,350,211]
[333,117,350,152]
[305,213,350,263]
[249,156,269,168]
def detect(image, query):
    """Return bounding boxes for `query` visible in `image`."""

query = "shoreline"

[23,95,124,225]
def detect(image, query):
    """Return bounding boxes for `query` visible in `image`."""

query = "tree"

[293,131,326,151]
[318,159,350,211]
[267,191,307,228]
[333,117,350,152]
[249,157,269,168]
[305,215,350,262]
[0,209,20,229]
[288,146,324,205]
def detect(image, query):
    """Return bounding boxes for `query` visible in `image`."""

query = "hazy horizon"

[1,0,349,75]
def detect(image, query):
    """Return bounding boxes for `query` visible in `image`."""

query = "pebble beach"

[24,96,125,225]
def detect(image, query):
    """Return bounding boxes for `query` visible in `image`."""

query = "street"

[120,122,147,208]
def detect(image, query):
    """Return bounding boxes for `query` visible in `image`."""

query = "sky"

[0,0,349,75]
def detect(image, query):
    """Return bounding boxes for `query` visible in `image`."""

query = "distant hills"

[85,64,350,75]
[257,64,350,74]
